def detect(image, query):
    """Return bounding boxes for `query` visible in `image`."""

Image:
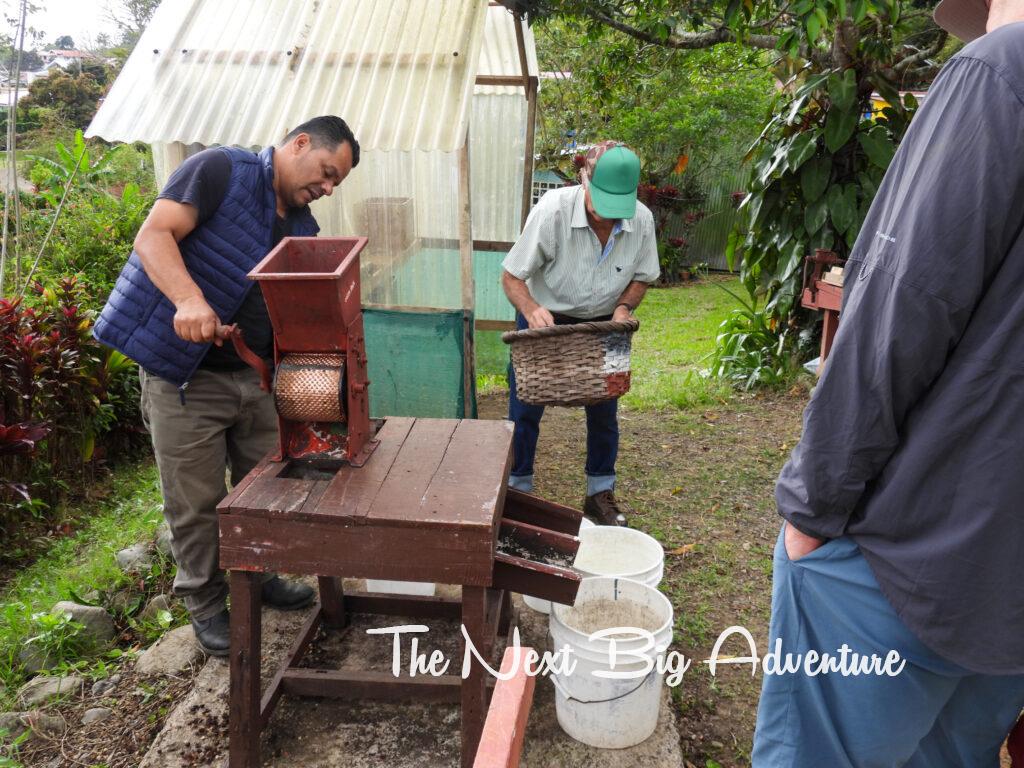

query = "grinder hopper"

[230,236,377,467]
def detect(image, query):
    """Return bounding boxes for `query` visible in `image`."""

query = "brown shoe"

[584,491,628,526]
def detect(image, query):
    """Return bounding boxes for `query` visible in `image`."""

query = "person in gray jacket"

[753,2,1024,765]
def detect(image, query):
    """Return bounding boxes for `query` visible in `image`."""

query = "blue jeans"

[753,525,1024,767]
[507,312,618,496]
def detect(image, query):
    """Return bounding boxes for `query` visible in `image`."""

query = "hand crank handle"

[224,326,273,393]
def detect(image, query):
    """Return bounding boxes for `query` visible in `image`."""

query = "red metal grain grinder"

[229,237,378,467]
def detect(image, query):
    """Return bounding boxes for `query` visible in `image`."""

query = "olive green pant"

[140,367,278,621]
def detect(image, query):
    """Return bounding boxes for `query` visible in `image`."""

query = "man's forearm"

[502,271,556,328]
[502,271,541,316]
[135,229,205,308]
[616,281,649,311]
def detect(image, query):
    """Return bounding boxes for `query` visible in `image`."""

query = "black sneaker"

[191,609,230,657]
[583,491,628,526]
[261,576,315,611]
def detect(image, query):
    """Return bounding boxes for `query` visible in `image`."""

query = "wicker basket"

[502,319,639,406]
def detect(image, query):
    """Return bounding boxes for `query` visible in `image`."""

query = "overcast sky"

[4,0,120,48]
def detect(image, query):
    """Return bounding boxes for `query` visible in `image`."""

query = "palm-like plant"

[27,130,126,202]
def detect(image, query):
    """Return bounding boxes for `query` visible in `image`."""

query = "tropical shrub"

[0,278,145,537]
[9,131,156,301]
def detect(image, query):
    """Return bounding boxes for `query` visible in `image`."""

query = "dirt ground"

[477,387,808,767]
[12,665,198,768]
[14,386,1017,768]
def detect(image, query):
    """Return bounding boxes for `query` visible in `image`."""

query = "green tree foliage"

[17,68,103,131]
[53,35,74,50]
[27,129,125,192]
[16,132,155,300]
[512,0,949,385]
[0,38,42,73]
[536,22,773,182]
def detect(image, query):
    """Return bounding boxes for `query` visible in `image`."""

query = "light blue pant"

[753,525,1024,767]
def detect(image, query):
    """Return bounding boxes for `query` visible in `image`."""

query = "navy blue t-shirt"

[158,148,296,370]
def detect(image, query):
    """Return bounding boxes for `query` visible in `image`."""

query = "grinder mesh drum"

[273,353,347,422]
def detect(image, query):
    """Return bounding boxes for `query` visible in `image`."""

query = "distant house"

[40,49,99,72]
[532,168,570,205]
[0,63,37,86]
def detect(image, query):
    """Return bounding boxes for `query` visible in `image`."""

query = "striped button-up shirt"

[502,185,660,318]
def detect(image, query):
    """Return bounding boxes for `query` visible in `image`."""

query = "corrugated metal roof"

[86,0,491,152]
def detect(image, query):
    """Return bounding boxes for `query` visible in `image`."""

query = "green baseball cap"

[583,141,641,219]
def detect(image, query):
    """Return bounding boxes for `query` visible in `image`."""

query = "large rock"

[155,522,174,557]
[136,625,204,677]
[140,594,173,623]
[0,711,66,741]
[17,645,55,675]
[116,543,154,573]
[51,601,116,644]
[16,675,84,708]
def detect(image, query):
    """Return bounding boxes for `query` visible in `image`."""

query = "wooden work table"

[218,416,582,768]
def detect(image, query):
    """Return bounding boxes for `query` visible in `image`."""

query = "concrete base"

[140,582,683,768]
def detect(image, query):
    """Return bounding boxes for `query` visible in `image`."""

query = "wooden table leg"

[461,585,488,768]
[229,570,262,768]
[497,589,513,636]
[317,576,346,628]
[821,308,840,362]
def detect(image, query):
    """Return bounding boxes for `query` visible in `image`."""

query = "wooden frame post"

[459,130,476,417]
[513,15,538,229]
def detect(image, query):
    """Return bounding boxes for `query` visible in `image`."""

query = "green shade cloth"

[363,308,477,419]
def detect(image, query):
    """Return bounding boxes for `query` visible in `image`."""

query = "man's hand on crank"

[173,294,230,346]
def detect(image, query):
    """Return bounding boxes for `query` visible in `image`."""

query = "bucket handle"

[549,669,657,704]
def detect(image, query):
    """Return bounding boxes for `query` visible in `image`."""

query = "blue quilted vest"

[93,146,319,388]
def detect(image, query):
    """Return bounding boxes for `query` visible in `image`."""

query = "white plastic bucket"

[523,517,595,614]
[573,526,665,586]
[364,580,435,596]
[550,576,673,748]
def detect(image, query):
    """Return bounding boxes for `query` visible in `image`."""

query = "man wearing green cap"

[501,141,660,525]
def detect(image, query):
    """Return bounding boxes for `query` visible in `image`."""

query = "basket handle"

[502,319,639,344]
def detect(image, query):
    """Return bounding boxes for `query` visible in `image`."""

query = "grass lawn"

[623,277,740,411]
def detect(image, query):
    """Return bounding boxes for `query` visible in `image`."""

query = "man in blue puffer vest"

[94,116,360,655]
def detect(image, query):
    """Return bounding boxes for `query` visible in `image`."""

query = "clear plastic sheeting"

[86,0,489,152]
[470,93,527,245]
[309,148,465,309]
[306,93,525,316]
[477,4,538,96]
